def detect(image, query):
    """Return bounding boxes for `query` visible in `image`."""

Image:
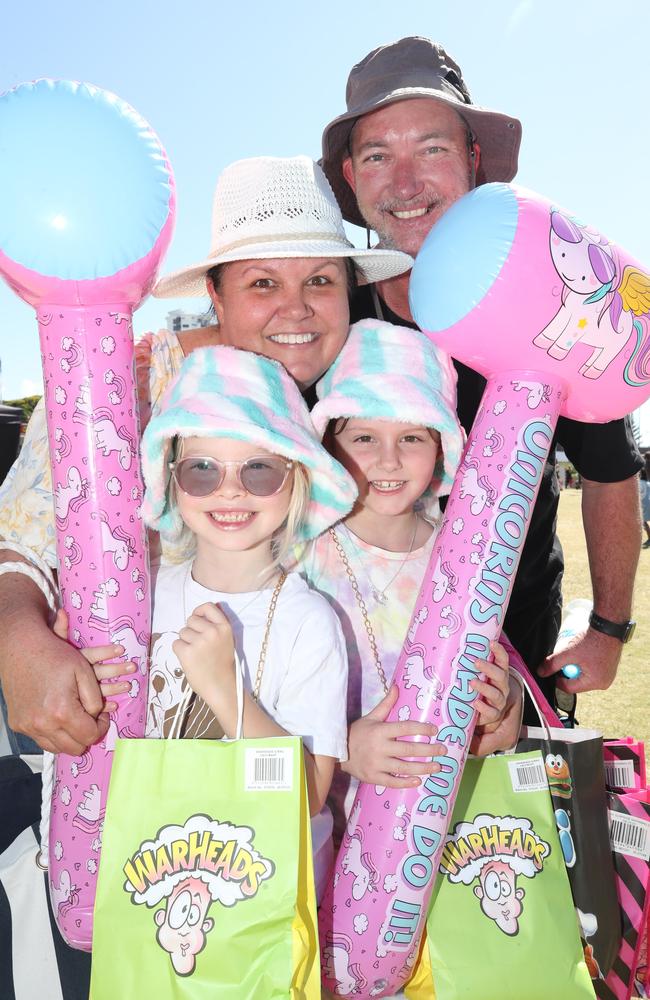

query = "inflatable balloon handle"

[0,79,175,949]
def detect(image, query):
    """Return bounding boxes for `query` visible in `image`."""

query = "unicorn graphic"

[511,380,552,410]
[54,466,88,526]
[431,553,458,602]
[322,932,367,996]
[342,829,380,901]
[93,408,136,470]
[94,511,136,571]
[534,209,650,383]
[459,460,497,515]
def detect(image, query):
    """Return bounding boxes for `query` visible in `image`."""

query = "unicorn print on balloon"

[534,209,650,384]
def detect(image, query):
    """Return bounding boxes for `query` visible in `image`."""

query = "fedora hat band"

[208,230,353,259]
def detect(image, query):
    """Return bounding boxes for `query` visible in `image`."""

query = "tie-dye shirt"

[0,329,187,567]
[298,523,438,844]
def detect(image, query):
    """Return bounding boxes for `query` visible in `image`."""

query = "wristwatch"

[588,610,636,643]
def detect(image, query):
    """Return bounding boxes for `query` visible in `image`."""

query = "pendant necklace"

[342,516,419,605]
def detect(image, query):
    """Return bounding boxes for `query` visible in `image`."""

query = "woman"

[0,154,411,756]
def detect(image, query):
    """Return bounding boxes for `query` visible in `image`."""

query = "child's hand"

[53,609,137,714]
[343,685,447,788]
[471,641,523,756]
[173,602,235,703]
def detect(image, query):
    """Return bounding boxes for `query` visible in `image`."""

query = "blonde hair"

[270,463,311,571]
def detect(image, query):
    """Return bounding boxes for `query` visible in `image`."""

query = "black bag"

[518,725,622,978]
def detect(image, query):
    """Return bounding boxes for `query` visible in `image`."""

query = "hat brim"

[321,91,522,229]
[153,239,413,299]
[142,400,358,543]
[311,390,464,500]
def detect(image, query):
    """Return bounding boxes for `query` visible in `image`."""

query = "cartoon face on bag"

[544,752,573,798]
[122,814,275,978]
[154,877,215,976]
[439,812,550,938]
[473,860,525,936]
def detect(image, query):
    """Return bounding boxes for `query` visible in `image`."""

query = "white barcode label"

[508,758,548,793]
[245,748,293,791]
[608,811,650,861]
[604,759,635,789]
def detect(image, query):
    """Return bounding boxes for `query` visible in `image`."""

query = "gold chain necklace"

[329,528,389,696]
[251,571,286,701]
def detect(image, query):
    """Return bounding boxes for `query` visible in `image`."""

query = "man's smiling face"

[342,98,476,257]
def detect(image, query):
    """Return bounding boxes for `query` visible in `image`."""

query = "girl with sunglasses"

[54,343,360,901]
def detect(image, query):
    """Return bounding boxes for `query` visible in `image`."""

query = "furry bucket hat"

[311,319,465,500]
[141,345,357,541]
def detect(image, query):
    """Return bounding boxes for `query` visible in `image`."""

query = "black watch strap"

[588,611,636,643]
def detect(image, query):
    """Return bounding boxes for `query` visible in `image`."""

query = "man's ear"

[471,141,481,177]
[473,886,483,900]
[154,908,166,927]
[203,918,215,933]
[342,157,357,195]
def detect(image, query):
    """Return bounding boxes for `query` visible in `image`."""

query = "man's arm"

[0,549,109,755]
[539,474,640,692]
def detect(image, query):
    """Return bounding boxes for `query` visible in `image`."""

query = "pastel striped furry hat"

[141,346,357,542]
[312,320,465,499]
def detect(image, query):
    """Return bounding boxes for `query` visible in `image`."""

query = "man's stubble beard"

[364,162,474,256]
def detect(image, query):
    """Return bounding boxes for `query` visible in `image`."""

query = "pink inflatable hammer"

[410,183,650,420]
[0,79,175,949]
[319,184,650,997]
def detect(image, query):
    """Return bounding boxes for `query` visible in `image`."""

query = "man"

[320,36,642,706]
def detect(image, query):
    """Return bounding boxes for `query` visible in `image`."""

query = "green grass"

[556,489,649,769]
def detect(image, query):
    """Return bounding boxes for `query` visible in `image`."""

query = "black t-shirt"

[350,284,642,681]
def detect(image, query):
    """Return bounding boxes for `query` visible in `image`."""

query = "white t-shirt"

[147,560,349,900]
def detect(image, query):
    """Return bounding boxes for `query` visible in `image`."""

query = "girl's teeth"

[373,481,405,490]
[210,512,253,523]
[268,333,317,345]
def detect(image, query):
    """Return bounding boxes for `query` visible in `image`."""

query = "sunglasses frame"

[168,454,294,499]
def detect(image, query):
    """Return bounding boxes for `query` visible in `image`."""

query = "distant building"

[166,310,211,333]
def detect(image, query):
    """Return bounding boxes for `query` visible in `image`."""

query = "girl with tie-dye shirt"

[299,320,523,843]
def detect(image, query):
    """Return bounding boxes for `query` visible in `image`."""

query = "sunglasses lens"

[240,457,289,496]
[175,459,223,497]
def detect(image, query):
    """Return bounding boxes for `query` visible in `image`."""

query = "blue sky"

[2,0,649,439]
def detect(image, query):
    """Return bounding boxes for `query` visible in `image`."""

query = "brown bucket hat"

[321,36,522,229]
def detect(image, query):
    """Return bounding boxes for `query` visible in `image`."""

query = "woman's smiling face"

[208,257,351,388]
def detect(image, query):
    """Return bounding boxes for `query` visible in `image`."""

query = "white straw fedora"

[153,156,413,298]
